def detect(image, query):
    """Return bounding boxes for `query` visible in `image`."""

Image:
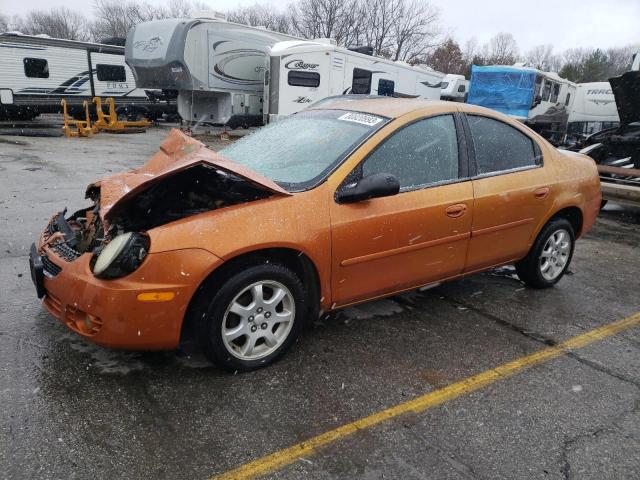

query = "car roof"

[308,96,454,119]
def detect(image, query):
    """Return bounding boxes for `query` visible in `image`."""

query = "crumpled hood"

[609,70,640,126]
[87,129,291,222]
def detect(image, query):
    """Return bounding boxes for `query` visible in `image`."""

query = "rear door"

[463,114,554,272]
[330,113,473,306]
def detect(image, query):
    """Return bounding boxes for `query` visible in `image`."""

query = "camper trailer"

[264,40,445,122]
[0,33,171,121]
[125,14,298,127]
[440,74,468,102]
[566,82,619,142]
[467,64,576,144]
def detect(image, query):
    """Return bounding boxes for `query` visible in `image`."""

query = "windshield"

[219,109,388,191]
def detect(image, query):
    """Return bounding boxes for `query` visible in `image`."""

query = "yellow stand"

[61,99,95,137]
[92,97,151,133]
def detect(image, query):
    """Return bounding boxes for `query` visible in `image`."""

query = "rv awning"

[467,65,537,118]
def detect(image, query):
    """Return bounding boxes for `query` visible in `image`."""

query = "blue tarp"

[467,65,537,118]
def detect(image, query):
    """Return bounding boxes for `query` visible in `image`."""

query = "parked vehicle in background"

[0,33,174,121]
[579,53,640,207]
[263,40,444,123]
[125,12,297,128]
[440,73,468,102]
[30,97,600,371]
[467,64,576,145]
[566,82,619,145]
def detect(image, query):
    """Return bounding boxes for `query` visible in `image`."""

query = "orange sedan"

[30,98,601,370]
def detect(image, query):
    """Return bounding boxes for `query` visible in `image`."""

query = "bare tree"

[288,0,363,46]
[0,13,8,33]
[14,7,90,41]
[486,32,519,64]
[606,44,640,77]
[525,44,554,70]
[391,0,440,61]
[91,0,206,40]
[360,0,401,56]
[227,4,291,34]
[461,37,479,63]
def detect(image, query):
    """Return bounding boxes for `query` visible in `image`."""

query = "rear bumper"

[33,235,221,350]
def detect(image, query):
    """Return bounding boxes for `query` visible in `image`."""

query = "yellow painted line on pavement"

[210,313,640,480]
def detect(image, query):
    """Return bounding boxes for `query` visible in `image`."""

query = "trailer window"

[533,76,542,96]
[23,58,49,78]
[541,81,552,102]
[352,68,372,94]
[96,64,126,82]
[378,79,395,96]
[287,71,320,88]
[565,93,571,106]
[550,83,560,103]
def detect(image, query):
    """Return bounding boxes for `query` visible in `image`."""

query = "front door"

[330,114,473,306]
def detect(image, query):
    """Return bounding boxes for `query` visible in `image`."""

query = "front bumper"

[31,220,222,350]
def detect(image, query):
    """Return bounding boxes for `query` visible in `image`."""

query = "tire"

[515,218,575,289]
[194,263,307,371]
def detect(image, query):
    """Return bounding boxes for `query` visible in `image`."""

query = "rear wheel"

[515,218,575,288]
[195,263,307,371]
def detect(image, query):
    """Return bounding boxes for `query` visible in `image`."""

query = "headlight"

[92,232,150,279]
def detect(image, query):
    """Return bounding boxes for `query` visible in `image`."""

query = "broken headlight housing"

[91,232,150,279]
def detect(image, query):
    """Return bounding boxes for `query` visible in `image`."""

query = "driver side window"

[362,115,459,190]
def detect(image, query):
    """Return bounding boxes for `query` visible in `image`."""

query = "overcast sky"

[2,0,639,54]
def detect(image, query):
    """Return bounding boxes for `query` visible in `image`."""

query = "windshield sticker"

[337,112,383,126]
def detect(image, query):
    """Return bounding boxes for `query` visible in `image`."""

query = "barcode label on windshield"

[338,112,383,126]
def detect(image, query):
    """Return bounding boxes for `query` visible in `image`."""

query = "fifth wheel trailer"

[264,40,444,123]
[125,15,298,127]
[0,33,173,121]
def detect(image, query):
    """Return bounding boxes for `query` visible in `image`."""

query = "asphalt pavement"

[1,129,639,480]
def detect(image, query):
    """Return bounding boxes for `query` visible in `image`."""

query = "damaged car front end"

[29,129,289,349]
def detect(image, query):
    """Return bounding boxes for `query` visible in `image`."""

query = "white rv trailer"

[567,82,619,141]
[264,40,445,122]
[126,14,298,127]
[467,64,577,145]
[0,33,171,120]
[440,74,468,102]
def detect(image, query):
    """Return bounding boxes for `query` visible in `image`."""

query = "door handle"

[445,203,467,218]
[534,187,550,199]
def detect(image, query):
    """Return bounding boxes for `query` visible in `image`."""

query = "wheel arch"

[547,205,584,238]
[180,247,322,348]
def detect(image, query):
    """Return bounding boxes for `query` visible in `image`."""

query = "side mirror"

[336,172,400,204]
[532,95,542,107]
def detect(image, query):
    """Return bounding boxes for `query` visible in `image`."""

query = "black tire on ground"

[194,263,307,371]
[515,217,575,289]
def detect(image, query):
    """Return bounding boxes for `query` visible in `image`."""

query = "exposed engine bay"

[49,164,274,259]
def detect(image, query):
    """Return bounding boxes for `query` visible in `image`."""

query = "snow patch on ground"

[62,333,145,375]
[342,299,404,320]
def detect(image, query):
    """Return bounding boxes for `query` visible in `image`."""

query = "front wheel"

[515,218,575,289]
[195,263,307,371]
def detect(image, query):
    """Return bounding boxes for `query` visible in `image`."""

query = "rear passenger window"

[352,68,372,94]
[24,58,49,78]
[363,115,459,190]
[467,115,539,174]
[96,64,126,82]
[288,71,320,87]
